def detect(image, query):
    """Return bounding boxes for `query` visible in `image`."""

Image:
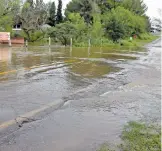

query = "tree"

[48,2,56,26]
[96,0,112,14]
[48,22,77,46]
[68,13,88,41]
[56,0,63,24]
[0,0,20,31]
[18,0,48,42]
[122,0,147,16]
[144,15,151,32]
[102,6,149,41]
[103,8,128,42]
[132,15,147,34]
[105,15,126,42]
[65,0,94,24]
[91,13,103,38]
[26,0,34,7]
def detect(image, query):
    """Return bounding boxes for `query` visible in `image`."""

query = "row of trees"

[49,0,151,45]
[0,0,155,45]
[17,0,64,42]
[0,0,63,42]
[0,0,20,31]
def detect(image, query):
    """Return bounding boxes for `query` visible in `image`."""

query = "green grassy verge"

[97,122,161,151]
[74,34,159,48]
[27,34,159,52]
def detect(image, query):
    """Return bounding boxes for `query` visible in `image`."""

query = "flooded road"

[0,39,161,151]
[0,45,137,123]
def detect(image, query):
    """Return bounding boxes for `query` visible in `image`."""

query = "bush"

[11,31,23,38]
[48,22,77,46]
[22,30,45,42]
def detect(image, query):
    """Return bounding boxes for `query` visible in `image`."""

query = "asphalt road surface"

[0,39,161,151]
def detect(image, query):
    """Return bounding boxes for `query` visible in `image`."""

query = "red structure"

[11,38,24,44]
[0,32,24,45]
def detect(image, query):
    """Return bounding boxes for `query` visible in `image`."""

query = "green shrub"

[11,30,23,38]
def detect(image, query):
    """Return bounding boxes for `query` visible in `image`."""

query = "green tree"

[0,0,20,31]
[144,15,151,32]
[103,6,148,41]
[26,0,34,7]
[65,0,94,24]
[48,2,56,26]
[19,0,48,41]
[103,8,126,42]
[96,0,112,14]
[91,14,103,38]
[110,6,135,35]
[68,13,88,41]
[56,0,63,24]
[122,0,148,16]
[96,0,122,11]
[48,22,77,46]
[106,17,125,42]
[132,15,147,34]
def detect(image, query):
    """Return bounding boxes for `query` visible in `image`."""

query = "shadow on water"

[0,46,138,81]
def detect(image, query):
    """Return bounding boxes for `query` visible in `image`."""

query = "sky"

[45,0,162,19]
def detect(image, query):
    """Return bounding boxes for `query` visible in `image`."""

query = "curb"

[0,99,65,139]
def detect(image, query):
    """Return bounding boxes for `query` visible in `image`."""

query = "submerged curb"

[0,99,65,139]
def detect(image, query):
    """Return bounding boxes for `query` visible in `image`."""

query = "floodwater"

[0,40,161,151]
[0,46,142,82]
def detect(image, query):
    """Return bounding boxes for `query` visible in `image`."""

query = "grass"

[73,34,159,53]
[27,34,160,54]
[97,121,161,151]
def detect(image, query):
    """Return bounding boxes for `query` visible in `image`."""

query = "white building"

[150,18,162,33]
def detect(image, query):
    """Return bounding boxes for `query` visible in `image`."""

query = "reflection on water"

[0,47,12,72]
[0,46,137,81]
[0,47,11,62]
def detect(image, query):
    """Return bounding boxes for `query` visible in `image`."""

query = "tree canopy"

[56,0,63,24]
[0,0,20,31]
[18,0,48,41]
[48,2,56,26]
[0,0,152,44]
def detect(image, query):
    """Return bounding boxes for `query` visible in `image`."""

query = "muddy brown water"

[0,46,134,124]
[0,46,138,81]
[0,41,161,151]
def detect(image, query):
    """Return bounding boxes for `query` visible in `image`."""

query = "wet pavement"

[0,39,161,151]
[0,45,137,123]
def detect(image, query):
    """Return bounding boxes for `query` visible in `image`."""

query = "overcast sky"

[45,0,162,19]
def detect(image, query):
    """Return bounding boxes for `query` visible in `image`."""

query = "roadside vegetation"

[0,0,160,48]
[97,121,161,151]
